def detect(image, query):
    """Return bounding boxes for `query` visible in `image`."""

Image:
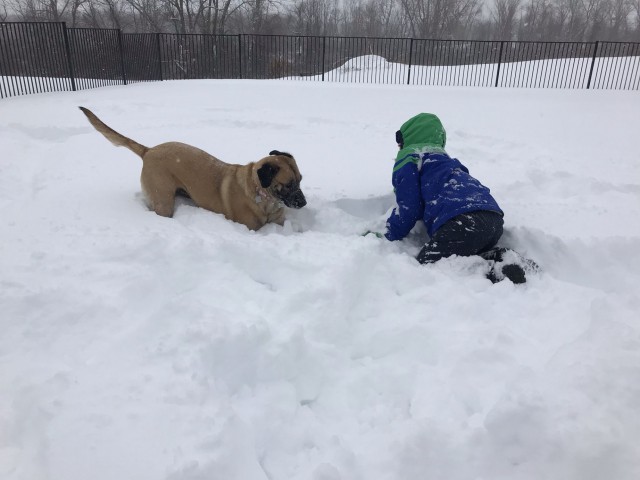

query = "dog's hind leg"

[140,173,176,217]
[149,197,176,218]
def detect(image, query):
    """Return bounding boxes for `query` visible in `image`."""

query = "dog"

[78,107,306,230]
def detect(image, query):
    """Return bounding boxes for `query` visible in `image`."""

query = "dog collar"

[255,188,285,209]
[255,188,270,204]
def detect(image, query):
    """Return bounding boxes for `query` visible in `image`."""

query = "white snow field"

[1,79,640,480]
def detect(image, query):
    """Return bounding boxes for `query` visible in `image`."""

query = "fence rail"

[1,22,639,99]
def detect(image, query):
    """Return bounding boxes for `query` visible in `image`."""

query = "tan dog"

[79,107,306,230]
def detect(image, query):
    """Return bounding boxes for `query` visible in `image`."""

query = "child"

[376,113,532,284]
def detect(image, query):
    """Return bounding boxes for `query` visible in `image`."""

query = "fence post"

[116,29,127,85]
[238,34,243,79]
[586,41,599,89]
[495,41,504,87]
[321,36,326,82]
[156,33,163,81]
[407,38,414,85]
[61,22,76,92]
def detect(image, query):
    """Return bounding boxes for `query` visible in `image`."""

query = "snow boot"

[482,247,538,284]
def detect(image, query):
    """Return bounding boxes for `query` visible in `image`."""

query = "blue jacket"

[385,150,503,240]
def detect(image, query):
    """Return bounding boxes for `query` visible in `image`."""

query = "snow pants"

[416,210,504,264]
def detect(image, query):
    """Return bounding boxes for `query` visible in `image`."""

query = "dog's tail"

[79,106,149,159]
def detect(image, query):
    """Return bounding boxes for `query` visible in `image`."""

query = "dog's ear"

[257,162,280,188]
[269,150,293,159]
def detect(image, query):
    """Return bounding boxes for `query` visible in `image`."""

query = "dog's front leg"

[236,212,266,231]
[270,209,286,227]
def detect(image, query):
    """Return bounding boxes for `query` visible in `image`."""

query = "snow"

[1,79,640,480]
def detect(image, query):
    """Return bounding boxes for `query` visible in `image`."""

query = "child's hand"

[362,230,384,238]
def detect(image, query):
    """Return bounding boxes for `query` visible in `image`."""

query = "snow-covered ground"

[1,80,640,480]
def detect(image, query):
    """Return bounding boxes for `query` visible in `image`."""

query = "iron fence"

[1,22,639,99]
[591,42,640,89]
[0,22,72,97]
[67,27,126,90]
[121,32,161,82]
[157,33,241,80]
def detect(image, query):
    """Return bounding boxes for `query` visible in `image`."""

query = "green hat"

[396,113,447,150]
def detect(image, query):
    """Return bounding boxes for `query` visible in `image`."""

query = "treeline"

[3,0,639,42]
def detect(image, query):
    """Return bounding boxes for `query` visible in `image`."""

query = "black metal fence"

[1,22,639,98]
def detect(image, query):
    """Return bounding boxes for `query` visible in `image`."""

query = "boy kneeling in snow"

[369,113,535,284]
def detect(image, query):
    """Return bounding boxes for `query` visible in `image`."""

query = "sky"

[1,74,640,480]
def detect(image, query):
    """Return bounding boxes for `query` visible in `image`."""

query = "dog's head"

[254,150,306,209]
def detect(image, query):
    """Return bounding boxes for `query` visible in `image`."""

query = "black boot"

[501,264,527,284]
[482,247,537,284]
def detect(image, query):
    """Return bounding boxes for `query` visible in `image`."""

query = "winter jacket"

[385,113,503,241]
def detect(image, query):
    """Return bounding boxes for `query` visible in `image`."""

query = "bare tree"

[518,0,555,39]
[77,0,144,30]
[246,0,271,33]
[553,0,587,40]
[581,0,608,40]
[8,0,88,24]
[164,0,201,33]
[398,0,482,39]
[491,0,521,39]
[342,0,403,37]
[3,0,639,40]
[601,0,631,39]
[73,0,162,31]
[290,0,341,35]
[342,0,366,35]
[630,0,640,38]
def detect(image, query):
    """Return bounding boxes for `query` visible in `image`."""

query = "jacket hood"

[398,113,447,150]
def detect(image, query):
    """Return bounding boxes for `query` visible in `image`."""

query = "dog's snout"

[294,195,307,208]
[286,189,307,209]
